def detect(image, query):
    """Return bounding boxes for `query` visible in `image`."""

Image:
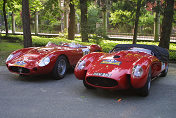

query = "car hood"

[9,47,62,67]
[86,51,146,79]
[20,47,60,60]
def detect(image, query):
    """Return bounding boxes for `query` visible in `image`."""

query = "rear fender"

[89,44,102,52]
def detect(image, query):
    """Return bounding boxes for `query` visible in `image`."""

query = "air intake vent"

[86,77,118,87]
[9,66,30,73]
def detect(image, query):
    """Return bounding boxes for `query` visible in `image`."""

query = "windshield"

[111,47,152,55]
[129,47,152,55]
[45,41,58,47]
[45,41,86,48]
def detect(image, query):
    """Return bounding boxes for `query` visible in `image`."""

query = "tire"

[52,55,68,80]
[138,67,152,97]
[83,79,95,89]
[160,64,169,77]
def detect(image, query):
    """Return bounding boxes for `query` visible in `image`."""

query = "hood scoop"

[113,55,120,58]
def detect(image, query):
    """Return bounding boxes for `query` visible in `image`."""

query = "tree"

[133,0,143,44]
[3,0,8,36]
[159,0,174,49]
[39,0,62,33]
[68,0,75,40]
[109,0,137,34]
[7,0,22,34]
[29,0,43,35]
[153,0,161,42]
[87,3,100,34]
[22,0,32,48]
[101,0,108,36]
[64,0,69,30]
[80,0,88,42]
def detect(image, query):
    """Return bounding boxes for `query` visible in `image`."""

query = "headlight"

[132,65,143,78]
[39,57,50,67]
[77,60,86,70]
[6,54,14,62]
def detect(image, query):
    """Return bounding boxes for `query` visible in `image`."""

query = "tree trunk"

[3,0,8,36]
[102,4,107,36]
[35,11,39,35]
[64,1,68,30]
[133,0,142,44]
[159,0,174,49]
[102,0,108,36]
[80,0,88,42]
[12,12,16,34]
[154,12,160,42]
[68,0,75,40]
[154,0,160,42]
[22,0,32,48]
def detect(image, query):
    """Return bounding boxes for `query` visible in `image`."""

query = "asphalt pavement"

[0,64,176,118]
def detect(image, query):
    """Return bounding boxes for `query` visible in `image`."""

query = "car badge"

[14,61,26,67]
[101,60,121,65]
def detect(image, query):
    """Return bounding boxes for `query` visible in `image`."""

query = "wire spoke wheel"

[57,59,66,76]
[52,55,68,80]
[137,67,151,97]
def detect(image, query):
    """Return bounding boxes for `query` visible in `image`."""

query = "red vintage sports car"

[74,44,169,96]
[6,42,102,79]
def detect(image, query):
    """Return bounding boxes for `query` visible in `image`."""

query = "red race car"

[74,44,169,96]
[6,42,102,79]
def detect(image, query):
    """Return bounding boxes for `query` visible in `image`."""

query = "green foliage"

[87,3,100,33]
[37,0,62,33]
[40,0,62,22]
[29,0,43,13]
[139,11,154,27]
[110,10,133,27]
[7,0,21,12]
[169,51,176,61]
[109,0,156,34]
[59,28,68,39]
[109,0,136,33]
[111,1,136,12]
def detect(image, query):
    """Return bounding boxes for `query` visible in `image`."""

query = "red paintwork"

[74,50,168,90]
[6,43,102,76]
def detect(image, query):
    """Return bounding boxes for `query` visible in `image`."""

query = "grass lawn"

[0,40,23,66]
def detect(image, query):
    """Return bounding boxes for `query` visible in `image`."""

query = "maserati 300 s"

[74,44,169,96]
[6,42,102,79]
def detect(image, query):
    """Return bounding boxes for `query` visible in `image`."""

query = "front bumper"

[6,64,53,75]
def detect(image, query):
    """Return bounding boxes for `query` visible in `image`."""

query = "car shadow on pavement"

[15,74,55,82]
[12,68,75,83]
[80,88,141,99]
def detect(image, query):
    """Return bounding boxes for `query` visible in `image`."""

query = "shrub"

[1,34,176,62]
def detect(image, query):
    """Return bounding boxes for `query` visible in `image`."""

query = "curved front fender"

[130,57,152,88]
[74,52,105,80]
